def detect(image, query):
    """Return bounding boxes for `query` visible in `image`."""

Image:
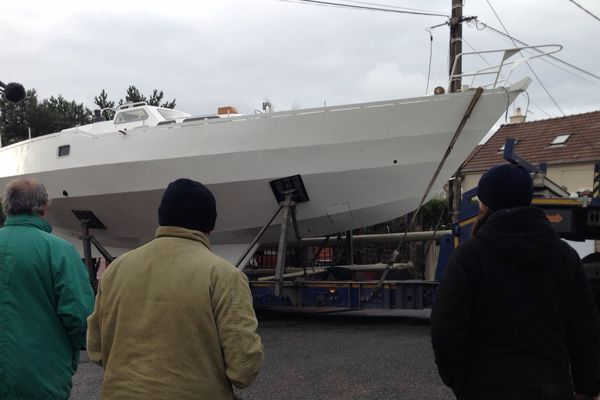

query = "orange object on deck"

[217,106,239,115]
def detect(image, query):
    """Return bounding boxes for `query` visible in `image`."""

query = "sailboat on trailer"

[0,46,554,260]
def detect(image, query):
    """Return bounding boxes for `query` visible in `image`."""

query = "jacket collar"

[3,214,52,233]
[155,226,211,250]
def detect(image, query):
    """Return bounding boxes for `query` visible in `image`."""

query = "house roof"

[461,110,600,173]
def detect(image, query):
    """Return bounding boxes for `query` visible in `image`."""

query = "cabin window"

[550,134,570,146]
[57,145,70,157]
[157,108,189,120]
[114,109,149,124]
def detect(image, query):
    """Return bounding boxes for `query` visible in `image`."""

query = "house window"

[550,134,570,146]
[57,145,70,157]
[157,108,190,120]
[114,109,149,124]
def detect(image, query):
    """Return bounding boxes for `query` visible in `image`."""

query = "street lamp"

[0,81,25,103]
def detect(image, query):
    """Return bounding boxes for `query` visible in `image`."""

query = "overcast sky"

[1,0,599,123]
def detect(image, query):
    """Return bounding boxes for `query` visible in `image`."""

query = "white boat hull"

[0,82,528,255]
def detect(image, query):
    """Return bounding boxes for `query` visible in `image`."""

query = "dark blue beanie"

[158,178,217,233]
[477,164,533,210]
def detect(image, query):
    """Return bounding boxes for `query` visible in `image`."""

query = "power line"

[568,0,600,22]
[344,0,447,15]
[462,37,552,118]
[471,20,600,83]
[484,0,600,155]
[485,0,510,42]
[278,0,449,17]
[529,101,553,119]
[485,0,567,116]
[463,38,493,67]
[467,20,590,84]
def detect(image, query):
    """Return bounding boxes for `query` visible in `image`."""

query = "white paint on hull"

[0,83,528,255]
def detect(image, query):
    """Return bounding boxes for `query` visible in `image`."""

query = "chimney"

[509,107,526,124]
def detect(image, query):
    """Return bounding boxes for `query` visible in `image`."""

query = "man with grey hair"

[0,178,94,400]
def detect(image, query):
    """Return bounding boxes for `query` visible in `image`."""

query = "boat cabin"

[61,102,240,135]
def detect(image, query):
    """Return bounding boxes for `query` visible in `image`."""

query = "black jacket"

[431,207,600,400]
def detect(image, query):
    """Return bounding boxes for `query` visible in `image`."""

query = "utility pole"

[449,0,464,223]
[449,0,463,94]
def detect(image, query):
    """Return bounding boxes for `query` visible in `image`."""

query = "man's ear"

[39,203,49,217]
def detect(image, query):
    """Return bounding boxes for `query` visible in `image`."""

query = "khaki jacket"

[87,227,263,400]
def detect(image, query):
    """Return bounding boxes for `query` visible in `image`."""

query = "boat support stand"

[236,174,310,302]
[235,191,303,297]
[80,220,115,291]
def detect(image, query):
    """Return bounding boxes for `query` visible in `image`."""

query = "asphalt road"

[71,311,453,400]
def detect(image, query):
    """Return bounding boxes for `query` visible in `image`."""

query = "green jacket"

[87,226,264,400]
[0,215,94,400]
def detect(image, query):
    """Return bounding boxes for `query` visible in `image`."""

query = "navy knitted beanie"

[477,164,533,210]
[158,178,217,233]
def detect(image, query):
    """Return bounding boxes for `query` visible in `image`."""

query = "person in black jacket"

[431,163,600,400]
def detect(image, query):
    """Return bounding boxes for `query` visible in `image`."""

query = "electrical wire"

[280,0,598,152]
[469,19,597,84]
[486,0,510,42]
[472,20,600,83]
[484,1,600,156]
[461,37,507,93]
[469,18,600,144]
[278,0,449,17]
[461,37,555,119]
[340,0,448,15]
[486,0,564,115]
[529,101,552,119]
[568,0,600,23]
[463,38,492,67]
[468,21,600,86]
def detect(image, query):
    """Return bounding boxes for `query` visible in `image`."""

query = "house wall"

[462,162,595,195]
[462,173,482,192]
[546,163,595,194]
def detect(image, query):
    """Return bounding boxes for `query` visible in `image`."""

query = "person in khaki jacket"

[87,178,264,400]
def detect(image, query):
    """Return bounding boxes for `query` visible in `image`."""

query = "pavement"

[71,353,103,400]
[70,312,452,400]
